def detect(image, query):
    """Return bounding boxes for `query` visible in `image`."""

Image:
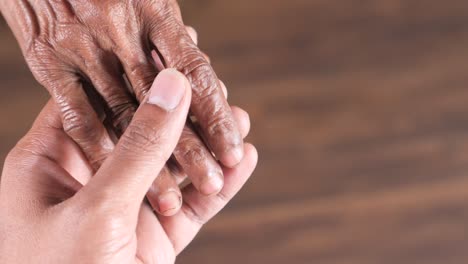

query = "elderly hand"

[0,69,257,264]
[1,0,246,215]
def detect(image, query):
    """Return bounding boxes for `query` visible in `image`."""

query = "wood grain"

[2,1,468,263]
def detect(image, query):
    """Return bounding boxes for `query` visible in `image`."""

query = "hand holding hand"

[0,70,257,263]
[1,0,249,217]
[0,0,243,169]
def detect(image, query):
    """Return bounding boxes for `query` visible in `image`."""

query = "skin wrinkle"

[174,127,222,178]
[33,1,60,43]
[109,103,137,133]
[11,0,40,49]
[177,134,206,164]
[2,0,245,217]
[178,58,240,153]
[162,38,241,155]
[61,103,95,137]
[118,117,169,158]
[51,81,80,110]
[50,0,76,19]
[43,1,58,22]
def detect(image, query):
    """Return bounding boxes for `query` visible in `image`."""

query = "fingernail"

[147,69,186,111]
[157,190,182,215]
[186,26,198,45]
[221,146,244,168]
[200,172,224,195]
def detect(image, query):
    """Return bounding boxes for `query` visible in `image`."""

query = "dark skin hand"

[145,70,250,215]
[0,0,244,215]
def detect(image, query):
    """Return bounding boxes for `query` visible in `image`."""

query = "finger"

[53,80,114,171]
[31,100,62,129]
[83,53,138,136]
[220,80,227,99]
[151,48,212,81]
[146,164,183,216]
[79,69,191,213]
[150,26,198,72]
[30,100,94,184]
[184,26,212,64]
[173,123,224,196]
[169,0,183,22]
[171,105,250,195]
[171,77,243,196]
[160,144,258,254]
[115,43,158,103]
[148,11,244,168]
[135,203,175,264]
[3,101,87,211]
[2,152,84,211]
[201,51,211,64]
[231,106,250,138]
[185,26,198,45]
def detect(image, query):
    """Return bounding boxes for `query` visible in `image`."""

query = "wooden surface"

[2,1,468,263]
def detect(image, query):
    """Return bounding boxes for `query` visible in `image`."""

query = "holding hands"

[0,0,247,215]
[0,70,258,263]
[0,0,258,262]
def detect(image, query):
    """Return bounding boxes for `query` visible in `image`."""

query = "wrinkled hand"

[145,70,251,216]
[0,0,245,215]
[0,70,257,264]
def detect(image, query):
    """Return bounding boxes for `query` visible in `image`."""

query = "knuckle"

[132,78,153,101]
[178,58,218,101]
[59,100,111,169]
[106,93,133,111]
[4,145,28,169]
[120,119,165,156]
[61,104,95,139]
[129,70,156,101]
[175,136,207,165]
[119,55,157,101]
[105,95,137,131]
[124,52,151,70]
[111,105,136,133]
[25,42,73,87]
[4,148,18,166]
[206,114,237,141]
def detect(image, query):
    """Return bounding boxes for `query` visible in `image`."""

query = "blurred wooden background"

[2,0,468,263]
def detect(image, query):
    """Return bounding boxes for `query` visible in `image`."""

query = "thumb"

[78,69,191,211]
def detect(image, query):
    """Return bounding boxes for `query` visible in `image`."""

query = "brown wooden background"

[2,0,468,263]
